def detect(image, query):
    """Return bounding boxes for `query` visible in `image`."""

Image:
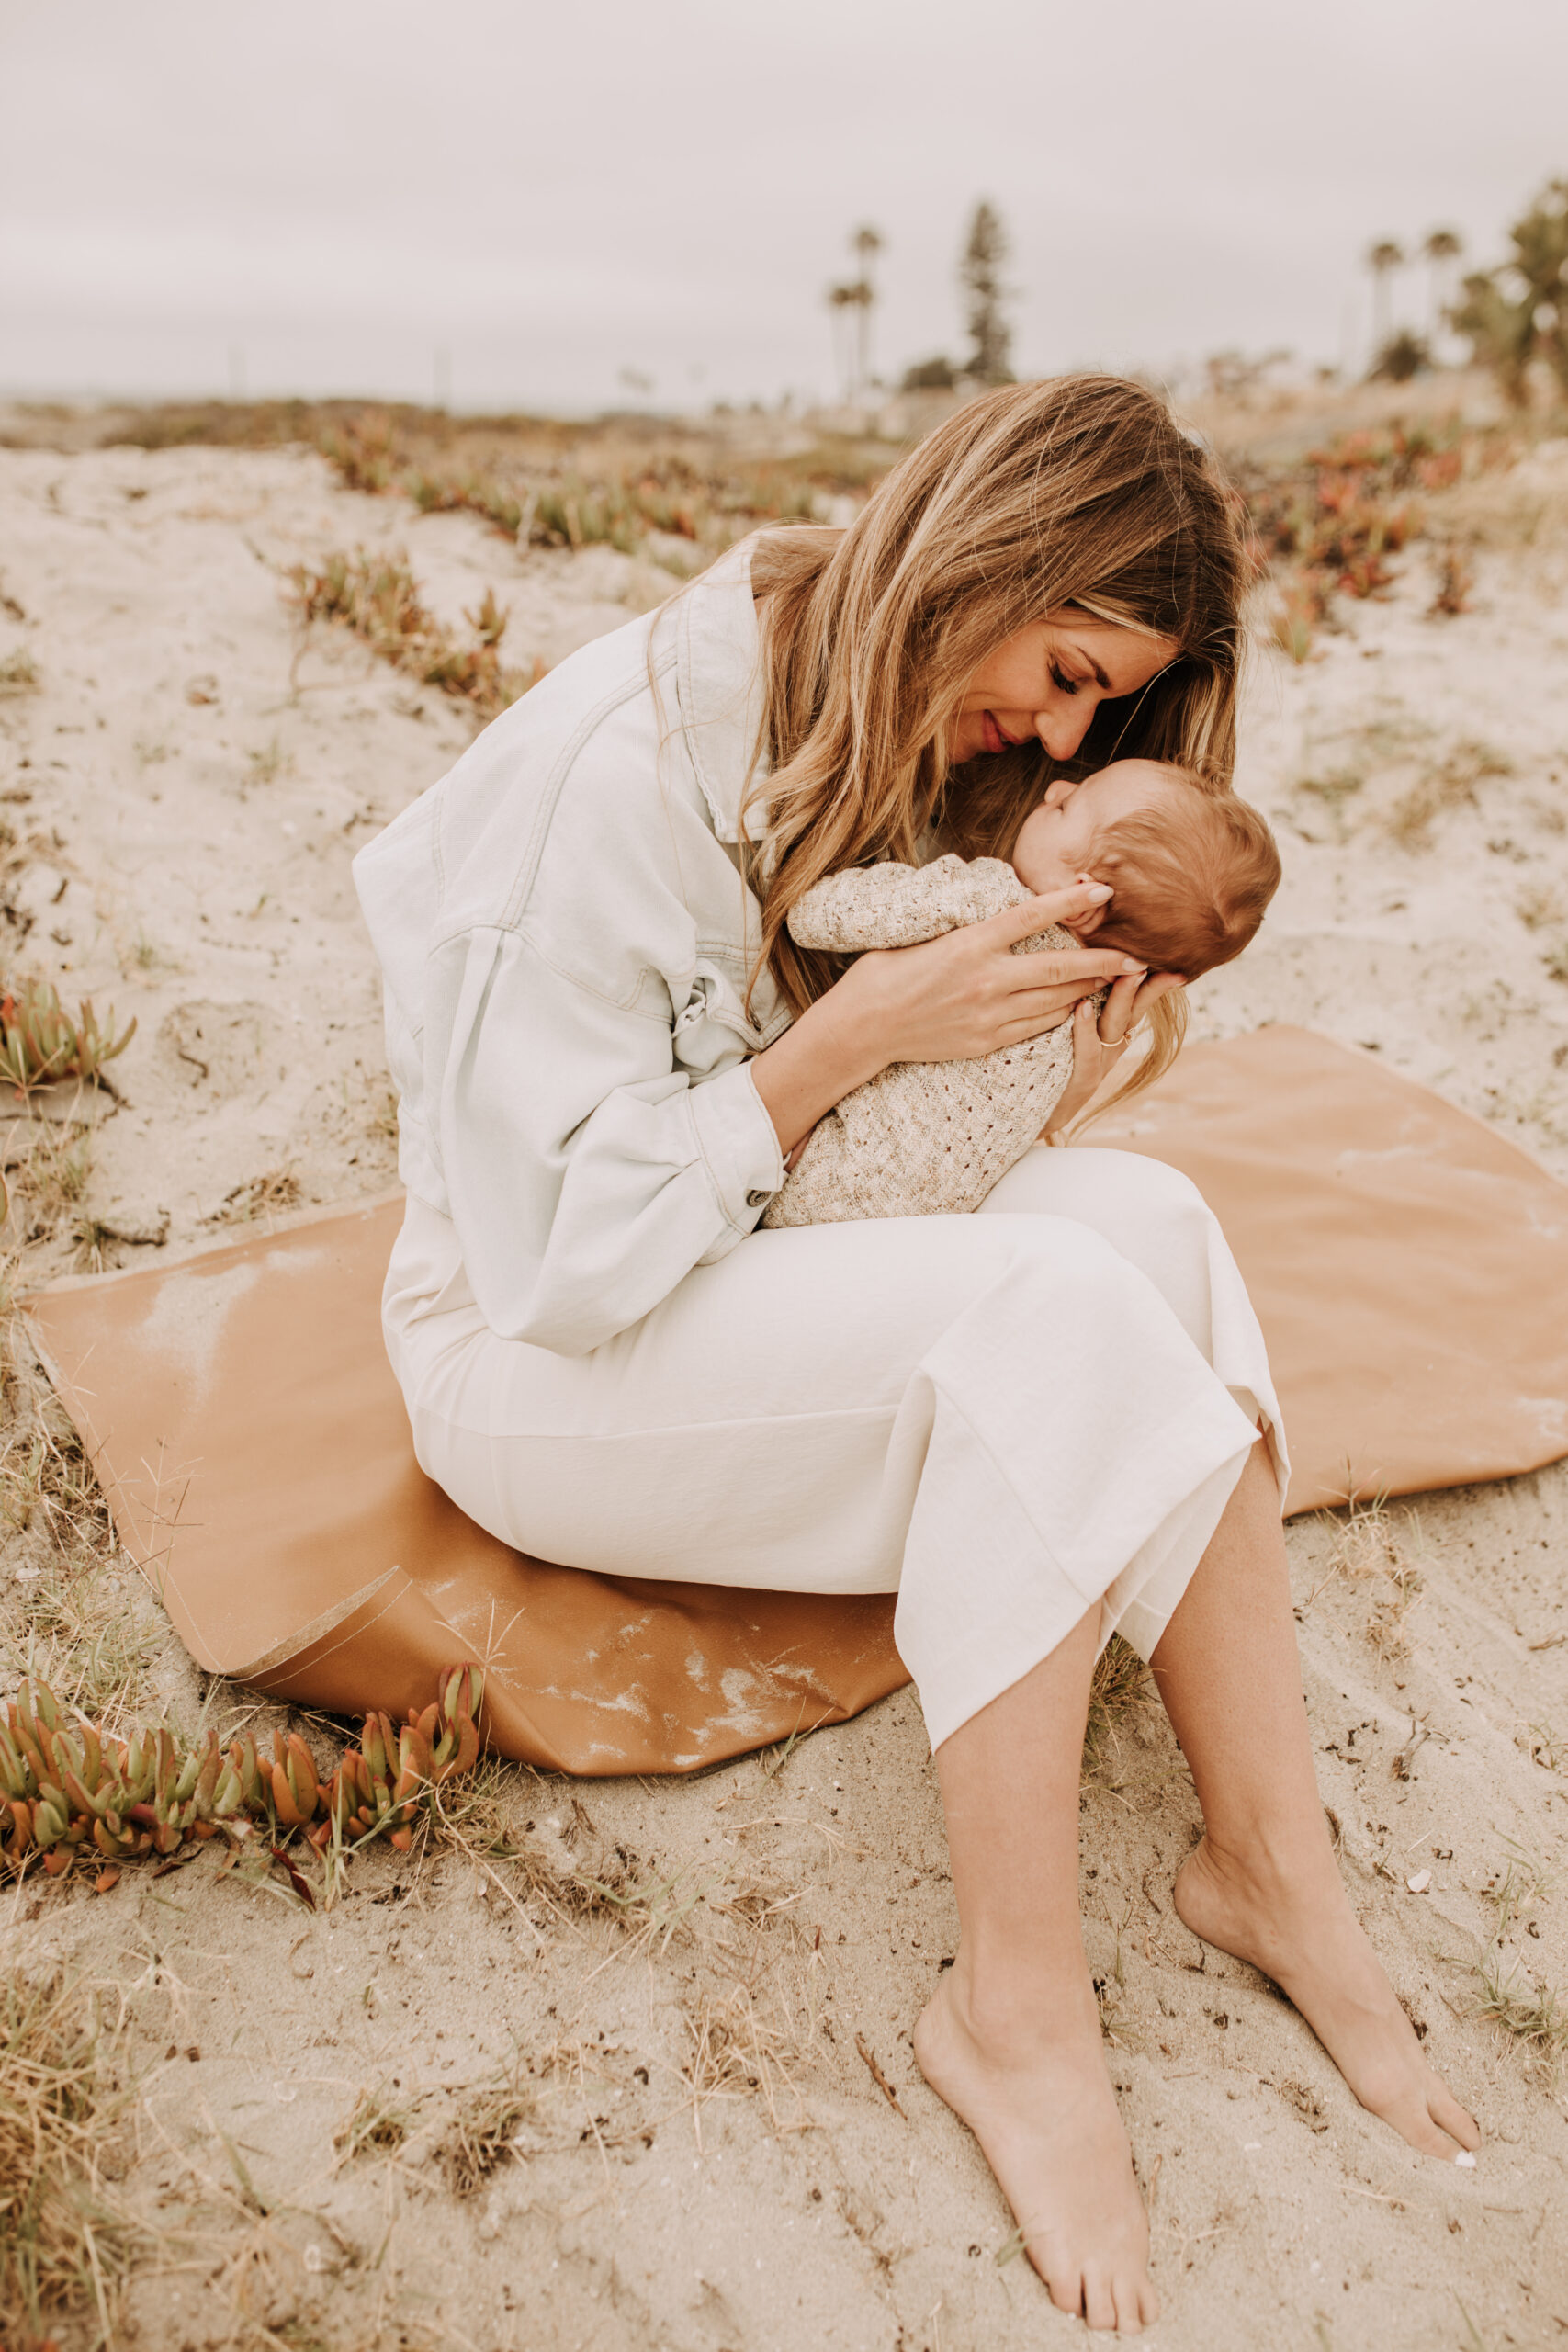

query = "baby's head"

[1010,758,1280,979]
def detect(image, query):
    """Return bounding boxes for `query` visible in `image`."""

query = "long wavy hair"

[743,373,1248,1111]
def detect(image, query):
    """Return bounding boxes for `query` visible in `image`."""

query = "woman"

[355,376,1477,2333]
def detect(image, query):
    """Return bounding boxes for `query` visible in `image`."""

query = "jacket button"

[746,1189,772,1208]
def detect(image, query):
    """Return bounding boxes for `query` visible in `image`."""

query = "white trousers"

[383,1148,1287,1751]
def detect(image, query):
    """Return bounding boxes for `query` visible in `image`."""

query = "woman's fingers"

[1096,970,1144,1045]
[1010,942,1147,989]
[1005,967,1183,1050]
[983,882,1111,944]
[1126,970,1184,1027]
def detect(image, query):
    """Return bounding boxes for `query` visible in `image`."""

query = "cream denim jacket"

[354,540,790,1357]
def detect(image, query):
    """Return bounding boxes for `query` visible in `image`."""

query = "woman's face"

[950,611,1179,766]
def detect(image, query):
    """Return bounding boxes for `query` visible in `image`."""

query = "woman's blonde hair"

[745,373,1248,1113]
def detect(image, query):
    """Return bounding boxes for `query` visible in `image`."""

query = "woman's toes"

[1082,2271,1119,2332]
[1111,2272,1151,2334]
[1384,2088,1473,2160]
[1431,2085,1481,2152]
[1043,2259,1086,2320]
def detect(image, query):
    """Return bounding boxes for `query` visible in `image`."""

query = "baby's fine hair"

[1088,773,1281,980]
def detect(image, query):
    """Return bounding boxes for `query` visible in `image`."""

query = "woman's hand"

[1041,967,1186,1136]
[750,881,1147,1161]
[830,880,1148,1069]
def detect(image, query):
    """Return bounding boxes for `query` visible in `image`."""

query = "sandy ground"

[3,412,1568,2352]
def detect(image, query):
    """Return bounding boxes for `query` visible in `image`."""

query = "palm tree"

[825,226,886,403]
[1421,227,1463,341]
[827,279,872,402]
[1366,239,1404,357]
[851,225,885,391]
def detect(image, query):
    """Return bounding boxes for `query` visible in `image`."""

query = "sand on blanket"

[2,402,1568,2351]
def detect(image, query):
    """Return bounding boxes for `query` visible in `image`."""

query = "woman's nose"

[1034,698,1097,761]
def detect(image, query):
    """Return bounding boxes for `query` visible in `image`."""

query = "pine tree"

[961,202,1013,386]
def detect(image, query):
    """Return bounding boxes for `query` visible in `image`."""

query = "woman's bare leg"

[913,1602,1159,2335]
[913,1443,1476,2338]
[1153,1442,1480,2158]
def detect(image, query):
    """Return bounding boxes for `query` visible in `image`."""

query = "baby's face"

[1010,759,1179,934]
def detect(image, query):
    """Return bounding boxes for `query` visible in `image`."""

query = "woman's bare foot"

[1173,1836,1480,2159]
[914,1960,1158,2334]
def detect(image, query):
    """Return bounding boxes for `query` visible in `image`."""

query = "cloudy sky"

[1,0,1563,414]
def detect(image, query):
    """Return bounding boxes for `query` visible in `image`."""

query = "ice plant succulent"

[0,977,136,1099]
[0,1665,484,1880]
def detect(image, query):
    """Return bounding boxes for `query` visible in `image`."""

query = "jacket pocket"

[671,954,788,1076]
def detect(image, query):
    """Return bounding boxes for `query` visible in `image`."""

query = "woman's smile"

[953,612,1179,766]
[980,711,1027,754]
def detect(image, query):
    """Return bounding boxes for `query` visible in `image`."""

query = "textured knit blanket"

[762,854,1079,1226]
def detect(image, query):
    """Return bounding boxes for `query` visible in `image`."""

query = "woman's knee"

[980,1147,1228,1357]
[984,1144,1214,1250]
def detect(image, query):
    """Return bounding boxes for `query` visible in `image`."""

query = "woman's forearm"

[750,977,889,1159]
[750,888,1146,1161]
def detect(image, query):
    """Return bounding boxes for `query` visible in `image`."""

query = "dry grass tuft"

[1084,1634,1148,1770]
[334,2078,423,2164]
[1472,1950,1567,2070]
[0,1418,111,1559]
[1468,1844,1566,2075]
[209,1169,303,1227]
[1269,576,1324,665]
[1303,1492,1425,1660]
[0,649,39,696]
[3,1123,93,1251]
[0,1975,141,2341]
[440,2059,533,2197]
[289,548,535,723]
[674,1969,805,2137]
[1,1558,152,1725]
[1382,739,1516,851]
[318,411,401,496]
[1428,543,1476,616]
[507,1798,700,1949]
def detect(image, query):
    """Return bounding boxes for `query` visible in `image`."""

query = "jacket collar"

[673,535,770,845]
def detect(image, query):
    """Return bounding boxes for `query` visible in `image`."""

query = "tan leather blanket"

[24,1026,1568,1775]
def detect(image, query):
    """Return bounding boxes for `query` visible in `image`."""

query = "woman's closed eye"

[1050,663,1083,697]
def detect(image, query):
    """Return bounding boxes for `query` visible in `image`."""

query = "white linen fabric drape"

[384,1145,1285,1750]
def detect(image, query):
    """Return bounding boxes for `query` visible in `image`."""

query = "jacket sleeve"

[786,855,1026,951]
[425,925,784,1356]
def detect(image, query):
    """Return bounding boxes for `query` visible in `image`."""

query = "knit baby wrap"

[761,854,1082,1227]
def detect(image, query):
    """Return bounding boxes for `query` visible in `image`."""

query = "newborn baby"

[761,758,1280,1227]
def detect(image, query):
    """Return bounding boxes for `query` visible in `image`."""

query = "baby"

[761,758,1280,1227]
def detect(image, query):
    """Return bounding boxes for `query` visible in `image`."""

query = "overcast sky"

[1,0,1563,415]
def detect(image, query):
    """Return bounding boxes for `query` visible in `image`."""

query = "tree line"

[826,201,1015,403]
